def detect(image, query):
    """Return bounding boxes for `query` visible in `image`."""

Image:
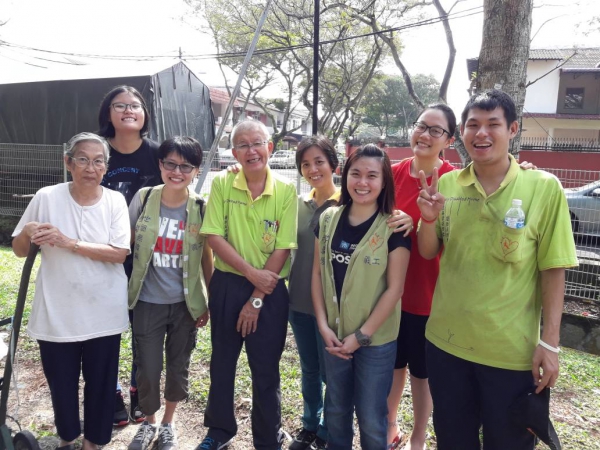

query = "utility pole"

[312,0,320,135]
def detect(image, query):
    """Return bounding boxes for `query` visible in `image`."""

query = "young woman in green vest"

[312,144,411,450]
[127,136,213,450]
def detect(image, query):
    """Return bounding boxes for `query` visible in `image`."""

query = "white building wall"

[554,128,599,139]
[524,60,561,114]
[522,117,600,139]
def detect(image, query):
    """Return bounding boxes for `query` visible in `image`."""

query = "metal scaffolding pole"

[312,0,320,135]
[195,0,275,194]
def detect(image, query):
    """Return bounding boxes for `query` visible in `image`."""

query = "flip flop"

[387,432,408,450]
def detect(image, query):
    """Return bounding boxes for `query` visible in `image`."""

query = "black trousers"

[204,269,289,450]
[38,334,121,445]
[427,341,536,450]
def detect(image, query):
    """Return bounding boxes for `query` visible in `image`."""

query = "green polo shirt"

[426,155,578,370]
[201,168,298,278]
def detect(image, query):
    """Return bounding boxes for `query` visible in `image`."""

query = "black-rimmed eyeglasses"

[111,102,143,113]
[161,160,196,174]
[413,122,450,138]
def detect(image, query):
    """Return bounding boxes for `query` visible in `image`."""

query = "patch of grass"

[551,348,600,449]
[0,246,40,363]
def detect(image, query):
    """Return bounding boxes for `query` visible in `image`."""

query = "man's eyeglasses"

[161,160,196,174]
[111,102,143,113]
[233,141,268,152]
[413,122,450,138]
[69,156,106,169]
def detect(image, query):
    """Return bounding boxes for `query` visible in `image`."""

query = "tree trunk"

[474,0,533,156]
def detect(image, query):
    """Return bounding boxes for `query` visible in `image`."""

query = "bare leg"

[59,439,77,448]
[81,439,99,450]
[405,375,433,450]
[160,400,178,424]
[387,367,408,445]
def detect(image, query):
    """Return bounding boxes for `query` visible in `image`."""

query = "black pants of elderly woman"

[38,334,121,445]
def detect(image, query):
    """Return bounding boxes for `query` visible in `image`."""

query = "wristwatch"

[250,297,264,309]
[354,329,372,347]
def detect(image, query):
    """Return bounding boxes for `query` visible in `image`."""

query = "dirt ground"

[4,327,600,450]
[5,338,298,450]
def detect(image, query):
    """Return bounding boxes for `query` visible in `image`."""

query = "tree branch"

[525,51,577,87]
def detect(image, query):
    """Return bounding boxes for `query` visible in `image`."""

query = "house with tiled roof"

[209,87,309,151]
[466,48,600,148]
[521,48,600,146]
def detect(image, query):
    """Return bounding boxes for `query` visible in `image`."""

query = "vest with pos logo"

[317,205,401,346]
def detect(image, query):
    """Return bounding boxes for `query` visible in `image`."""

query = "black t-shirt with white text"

[101,138,162,206]
[101,137,161,276]
[315,208,411,302]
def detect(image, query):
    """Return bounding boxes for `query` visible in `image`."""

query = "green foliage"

[358,73,441,137]
[191,0,393,143]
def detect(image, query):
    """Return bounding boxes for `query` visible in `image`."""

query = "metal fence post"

[63,143,67,182]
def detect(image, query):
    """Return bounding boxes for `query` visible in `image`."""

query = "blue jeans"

[324,340,396,450]
[288,310,328,441]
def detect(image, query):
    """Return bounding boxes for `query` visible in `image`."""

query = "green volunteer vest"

[318,206,401,346]
[128,186,208,320]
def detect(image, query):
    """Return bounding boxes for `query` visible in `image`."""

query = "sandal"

[387,423,408,450]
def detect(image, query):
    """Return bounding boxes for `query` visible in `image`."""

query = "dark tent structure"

[0,60,215,149]
[0,60,215,216]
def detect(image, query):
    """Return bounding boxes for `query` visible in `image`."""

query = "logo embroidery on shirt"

[368,233,384,253]
[501,236,519,257]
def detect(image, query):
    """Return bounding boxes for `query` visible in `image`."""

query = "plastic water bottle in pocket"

[504,199,525,229]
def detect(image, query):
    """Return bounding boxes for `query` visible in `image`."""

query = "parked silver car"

[269,150,296,169]
[565,180,600,236]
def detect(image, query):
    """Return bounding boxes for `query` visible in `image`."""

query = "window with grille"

[564,88,584,109]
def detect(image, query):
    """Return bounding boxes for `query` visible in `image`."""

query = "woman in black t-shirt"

[97,85,161,425]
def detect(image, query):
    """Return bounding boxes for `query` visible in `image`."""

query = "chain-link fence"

[2,144,599,304]
[0,143,65,217]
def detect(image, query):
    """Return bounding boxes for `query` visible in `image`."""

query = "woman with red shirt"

[387,104,456,450]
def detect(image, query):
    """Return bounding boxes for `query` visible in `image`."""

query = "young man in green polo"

[417,89,577,449]
[197,120,298,450]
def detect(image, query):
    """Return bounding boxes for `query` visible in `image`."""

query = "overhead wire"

[0,5,483,65]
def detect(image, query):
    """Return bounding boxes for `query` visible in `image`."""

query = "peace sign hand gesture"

[416,168,445,222]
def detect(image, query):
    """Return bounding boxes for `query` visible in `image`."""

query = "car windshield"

[272,151,291,157]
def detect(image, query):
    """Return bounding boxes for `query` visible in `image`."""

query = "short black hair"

[97,85,150,138]
[340,144,395,215]
[295,135,339,176]
[158,136,203,167]
[461,89,517,127]
[418,103,457,136]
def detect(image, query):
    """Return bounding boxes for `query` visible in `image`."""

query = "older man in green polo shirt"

[197,120,298,450]
[416,90,578,449]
